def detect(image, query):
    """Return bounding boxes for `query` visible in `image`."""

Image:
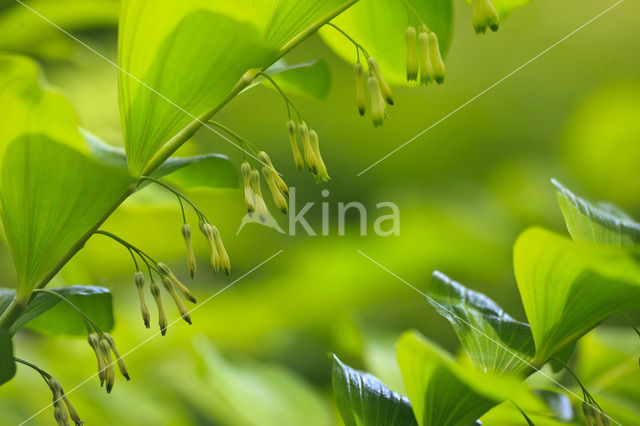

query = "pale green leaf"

[320,0,453,84]
[513,227,640,363]
[263,59,331,100]
[0,0,119,60]
[427,271,535,375]
[188,338,332,426]
[0,54,85,161]
[332,354,417,426]
[0,136,135,299]
[0,331,15,386]
[552,179,640,247]
[0,286,113,335]
[119,0,355,176]
[397,331,531,426]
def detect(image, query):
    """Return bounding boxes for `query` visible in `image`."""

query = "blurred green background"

[1,0,640,424]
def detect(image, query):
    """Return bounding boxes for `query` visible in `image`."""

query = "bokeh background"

[1,0,639,424]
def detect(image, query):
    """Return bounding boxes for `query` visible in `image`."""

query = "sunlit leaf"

[0,136,135,299]
[332,354,417,426]
[552,179,640,247]
[320,0,453,84]
[0,0,119,60]
[0,331,15,386]
[0,54,85,161]
[397,330,531,426]
[187,338,332,426]
[427,271,535,375]
[119,0,356,176]
[0,285,113,335]
[513,227,640,363]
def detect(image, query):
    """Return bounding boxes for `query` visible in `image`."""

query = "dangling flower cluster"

[14,358,84,426]
[472,0,500,34]
[87,332,129,393]
[240,152,292,221]
[406,25,446,86]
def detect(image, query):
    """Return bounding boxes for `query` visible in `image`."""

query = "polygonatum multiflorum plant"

[0,0,529,424]
[332,180,640,426]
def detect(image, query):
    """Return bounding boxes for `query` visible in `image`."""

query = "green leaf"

[0,331,16,386]
[513,227,640,363]
[0,286,113,336]
[188,338,332,426]
[0,136,135,299]
[260,59,332,100]
[533,390,573,422]
[0,0,119,60]
[427,271,535,375]
[332,354,417,426]
[552,179,640,247]
[119,0,355,176]
[0,54,85,161]
[320,0,453,84]
[397,331,531,426]
[83,129,237,189]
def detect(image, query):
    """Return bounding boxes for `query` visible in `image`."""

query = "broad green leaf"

[427,271,535,375]
[0,54,85,161]
[552,179,640,247]
[119,0,355,176]
[84,130,237,189]
[332,354,417,426]
[0,136,135,299]
[0,331,15,386]
[462,0,531,19]
[320,0,453,84]
[187,338,332,426]
[0,0,119,60]
[0,285,113,335]
[262,59,332,100]
[397,331,531,426]
[513,227,640,363]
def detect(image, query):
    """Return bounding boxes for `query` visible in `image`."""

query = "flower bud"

[418,32,432,86]
[61,394,81,426]
[472,0,499,34]
[103,333,130,381]
[211,225,230,275]
[241,161,255,214]
[156,262,196,304]
[582,402,595,426]
[428,33,446,84]
[161,276,192,324]
[354,63,366,115]
[150,281,168,335]
[88,333,106,386]
[367,57,393,105]
[405,27,418,81]
[250,169,269,223]
[598,412,611,426]
[201,222,220,273]
[134,271,150,328]
[258,151,288,197]
[286,121,304,173]
[299,122,317,174]
[181,224,197,279]
[53,400,68,426]
[367,76,386,128]
[309,130,330,182]
[262,167,288,214]
[99,337,115,393]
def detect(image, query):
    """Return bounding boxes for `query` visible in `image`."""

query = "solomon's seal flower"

[250,169,269,224]
[156,262,197,304]
[354,62,367,115]
[367,57,393,105]
[472,0,500,34]
[367,75,386,128]
[161,276,192,324]
[241,161,255,214]
[262,166,288,214]
[103,333,130,381]
[286,120,304,173]
[149,280,168,335]
[309,130,330,182]
[211,225,231,275]
[418,31,432,86]
[134,271,150,328]
[428,33,446,84]
[405,27,418,82]
[181,224,197,279]
[298,122,317,174]
[200,221,220,273]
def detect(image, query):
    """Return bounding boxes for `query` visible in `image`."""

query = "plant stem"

[256,72,304,121]
[619,311,640,338]
[0,299,27,333]
[325,23,369,58]
[93,230,159,269]
[137,177,209,222]
[32,289,102,333]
